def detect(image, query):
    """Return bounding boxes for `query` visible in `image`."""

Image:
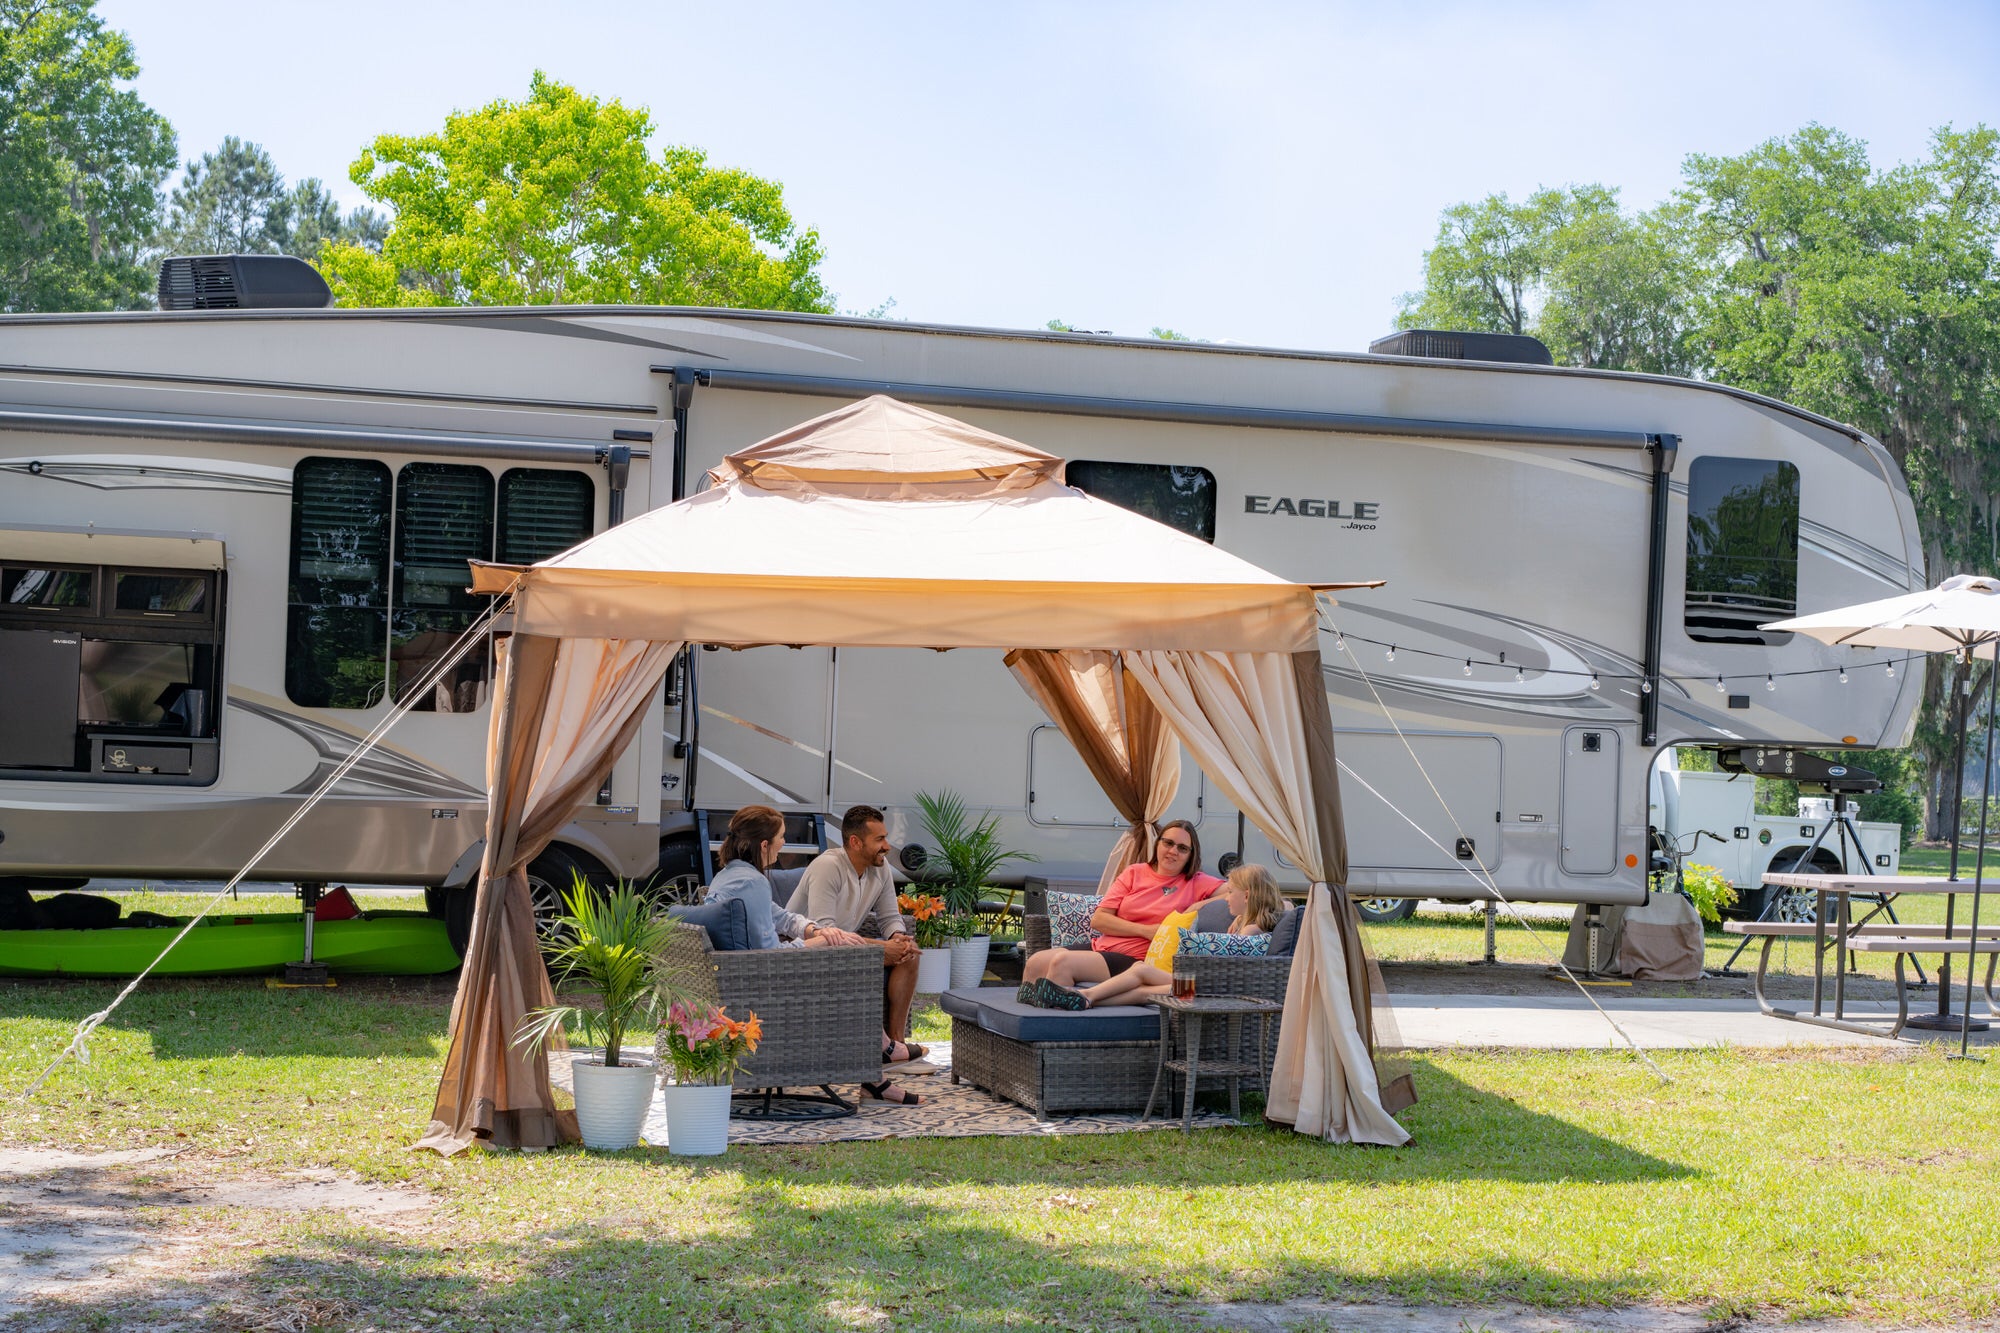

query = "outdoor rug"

[555,1043,1244,1146]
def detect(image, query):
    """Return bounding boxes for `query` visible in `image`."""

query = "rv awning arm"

[652,367,1654,451]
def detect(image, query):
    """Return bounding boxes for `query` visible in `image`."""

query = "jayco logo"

[1244,496,1380,530]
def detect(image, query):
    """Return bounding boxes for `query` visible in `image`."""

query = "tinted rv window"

[1684,457,1800,645]
[1067,461,1217,543]
[393,463,496,712]
[287,457,392,708]
[497,469,595,564]
[4,566,94,609]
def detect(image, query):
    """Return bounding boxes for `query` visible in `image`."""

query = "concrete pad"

[1382,991,1999,1050]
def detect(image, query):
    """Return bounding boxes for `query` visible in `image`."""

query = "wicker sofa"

[659,922,884,1105]
[942,909,1295,1119]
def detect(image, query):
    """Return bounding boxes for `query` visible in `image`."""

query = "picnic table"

[1724,874,2000,1038]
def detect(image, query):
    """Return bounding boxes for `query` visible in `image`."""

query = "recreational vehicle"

[0,258,1925,944]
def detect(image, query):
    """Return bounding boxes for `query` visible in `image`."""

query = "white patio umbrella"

[1765,574,2000,1056]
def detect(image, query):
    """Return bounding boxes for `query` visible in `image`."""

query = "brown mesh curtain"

[416,633,682,1156]
[1005,650,1179,892]
[1122,648,1414,1145]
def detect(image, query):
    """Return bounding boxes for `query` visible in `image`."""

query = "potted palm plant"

[514,876,671,1151]
[915,789,1036,990]
[654,1000,760,1156]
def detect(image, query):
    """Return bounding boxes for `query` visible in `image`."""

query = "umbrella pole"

[1957,654,1996,1060]
[1909,651,1975,1030]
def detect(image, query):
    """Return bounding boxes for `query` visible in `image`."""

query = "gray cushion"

[668,896,751,952]
[1267,905,1304,957]
[939,985,1160,1043]
[769,865,807,913]
[1193,897,1235,933]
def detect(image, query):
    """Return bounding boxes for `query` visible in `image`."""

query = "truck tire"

[1355,896,1418,923]
[1752,850,1842,923]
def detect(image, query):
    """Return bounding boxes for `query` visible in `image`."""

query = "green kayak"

[0,911,462,978]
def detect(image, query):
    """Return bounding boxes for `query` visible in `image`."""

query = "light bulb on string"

[1886,659,1896,678]
[1589,671,1601,691]
[1463,659,1473,677]
[1765,674,1776,692]
[1333,631,1345,653]
[1715,676,1727,692]
[1516,665,1525,683]
[1385,645,1396,663]
[1839,667,1848,684]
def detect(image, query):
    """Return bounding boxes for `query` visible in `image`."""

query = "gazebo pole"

[1957,653,1996,1060]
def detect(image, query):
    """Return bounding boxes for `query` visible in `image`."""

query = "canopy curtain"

[416,632,682,1156]
[1005,649,1180,892]
[1120,648,1413,1146]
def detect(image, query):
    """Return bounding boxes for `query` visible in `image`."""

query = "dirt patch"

[1194,1298,1989,1332]
[0,1146,431,1321]
[1379,959,1905,1003]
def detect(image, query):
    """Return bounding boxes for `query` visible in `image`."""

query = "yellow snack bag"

[1143,908,1198,972]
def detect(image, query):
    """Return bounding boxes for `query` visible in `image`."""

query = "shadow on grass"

[0,976,450,1061]
[64,1188,1655,1332]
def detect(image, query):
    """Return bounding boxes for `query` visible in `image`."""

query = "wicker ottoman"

[942,986,1161,1119]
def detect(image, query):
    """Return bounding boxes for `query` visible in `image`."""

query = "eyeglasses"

[1158,839,1192,853]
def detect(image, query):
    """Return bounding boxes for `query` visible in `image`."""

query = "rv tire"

[1354,896,1418,923]
[434,846,601,958]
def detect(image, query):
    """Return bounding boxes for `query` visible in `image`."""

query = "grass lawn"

[1899,844,2000,877]
[5,956,1999,1327]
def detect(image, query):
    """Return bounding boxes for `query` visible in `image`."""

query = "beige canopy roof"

[471,395,1374,650]
[424,398,1410,1157]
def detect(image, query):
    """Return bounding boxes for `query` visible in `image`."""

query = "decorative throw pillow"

[1046,892,1100,948]
[1177,929,1271,958]
[1266,905,1304,957]
[1192,897,1236,933]
[1143,908,1199,971]
[668,897,751,952]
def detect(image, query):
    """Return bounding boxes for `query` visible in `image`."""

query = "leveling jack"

[277,881,334,988]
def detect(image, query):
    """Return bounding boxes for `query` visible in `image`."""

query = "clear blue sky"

[101,0,2000,353]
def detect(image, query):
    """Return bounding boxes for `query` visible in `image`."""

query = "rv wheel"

[524,846,595,942]
[647,834,706,907]
[1355,897,1418,923]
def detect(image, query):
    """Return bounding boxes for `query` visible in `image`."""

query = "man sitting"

[791,804,926,1105]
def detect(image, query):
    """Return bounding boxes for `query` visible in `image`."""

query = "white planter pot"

[915,946,953,993]
[659,1080,733,1156]
[570,1054,657,1151]
[949,935,992,990]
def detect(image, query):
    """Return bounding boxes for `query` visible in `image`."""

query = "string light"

[1640,677,1652,694]
[1463,659,1473,676]
[1839,667,1848,684]
[1886,660,1896,678]
[1715,676,1727,692]
[1589,671,1601,691]
[1765,674,1776,692]
[1333,631,1345,653]
[1516,665,1525,683]
[1385,644,1396,663]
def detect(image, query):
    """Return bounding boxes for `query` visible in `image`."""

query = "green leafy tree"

[280,177,387,258]
[0,0,176,311]
[160,137,398,260]
[1679,124,2000,835]
[1398,185,1698,374]
[318,72,830,310]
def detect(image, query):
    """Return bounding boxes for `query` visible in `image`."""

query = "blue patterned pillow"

[1176,929,1269,958]
[1047,892,1100,948]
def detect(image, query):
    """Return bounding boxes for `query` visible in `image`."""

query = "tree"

[159,137,388,260]
[317,73,830,310]
[1679,124,2000,836]
[0,0,176,311]
[1397,185,1699,374]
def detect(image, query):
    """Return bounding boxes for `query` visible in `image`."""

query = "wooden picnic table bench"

[1727,918,2000,1037]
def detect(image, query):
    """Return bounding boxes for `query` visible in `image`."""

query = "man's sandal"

[860,1080,922,1105]
[882,1039,929,1064]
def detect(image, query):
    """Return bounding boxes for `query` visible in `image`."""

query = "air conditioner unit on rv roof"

[157,255,333,311]
[1369,329,1554,365]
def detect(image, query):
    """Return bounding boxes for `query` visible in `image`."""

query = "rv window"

[393,463,496,711]
[287,456,392,708]
[4,565,94,610]
[1066,461,1217,543]
[78,640,195,725]
[498,469,595,564]
[1684,457,1800,645]
[112,571,208,619]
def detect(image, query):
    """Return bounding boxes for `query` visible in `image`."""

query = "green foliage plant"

[913,788,1036,927]
[513,875,671,1068]
[1674,861,1738,924]
[317,71,831,311]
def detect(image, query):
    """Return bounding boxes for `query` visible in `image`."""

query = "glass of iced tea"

[1171,967,1196,1000]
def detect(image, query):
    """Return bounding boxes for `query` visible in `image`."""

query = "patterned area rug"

[555,1043,1244,1146]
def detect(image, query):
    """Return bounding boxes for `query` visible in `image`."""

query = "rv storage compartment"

[0,629,83,768]
[93,738,193,776]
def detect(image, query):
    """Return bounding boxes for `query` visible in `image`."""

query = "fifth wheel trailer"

[0,275,1925,929]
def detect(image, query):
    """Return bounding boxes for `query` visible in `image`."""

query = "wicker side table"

[1141,994,1282,1131]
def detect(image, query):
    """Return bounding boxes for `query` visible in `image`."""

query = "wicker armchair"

[658,924,883,1108]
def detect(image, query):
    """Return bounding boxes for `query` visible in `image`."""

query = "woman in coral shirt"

[1020,819,1223,989]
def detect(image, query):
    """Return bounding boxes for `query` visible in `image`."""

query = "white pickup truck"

[1649,764,1902,920]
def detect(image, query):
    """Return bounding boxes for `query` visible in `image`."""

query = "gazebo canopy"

[427,395,1410,1157]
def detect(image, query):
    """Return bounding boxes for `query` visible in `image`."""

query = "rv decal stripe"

[0,363,659,417]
